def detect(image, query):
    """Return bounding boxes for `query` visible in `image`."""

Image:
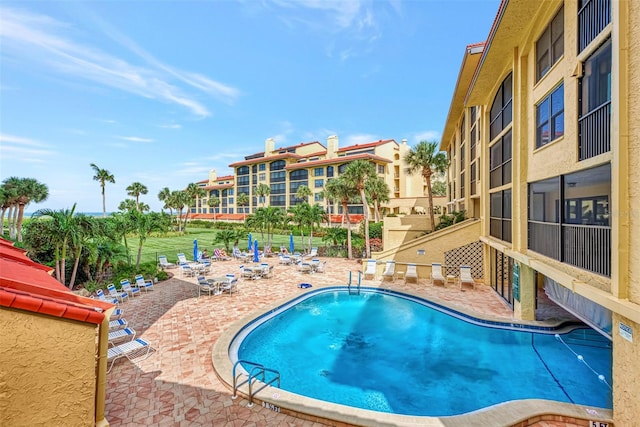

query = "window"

[489,73,513,140]
[259,173,266,181]
[270,170,286,182]
[270,160,285,171]
[237,166,249,175]
[259,164,266,171]
[536,83,564,148]
[378,164,385,174]
[327,166,334,177]
[490,189,512,242]
[564,164,610,226]
[460,171,465,198]
[289,170,308,181]
[314,193,323,202]
[470,162,477,195]
[314,168,324,177]
[536,7,564,81]
[489,130,512,188]
[236,176,250,186]
[314,179,324,188]
[578,0,611,53]
[252,165,258,173]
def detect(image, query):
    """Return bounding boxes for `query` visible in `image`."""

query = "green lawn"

[134,228,325,264]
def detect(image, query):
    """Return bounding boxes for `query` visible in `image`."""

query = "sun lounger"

[459,265,475,290]
[382,261,396,281]
[431,263,445,286]
[134,274,155,292]
[109,318,128,332]
[405,263,418,283]
[107,338,152,373]
[120,279,141,298]
[108,327,136,346]
[107,283,128,303]
[158,255,177,269]
[364,259,377,280]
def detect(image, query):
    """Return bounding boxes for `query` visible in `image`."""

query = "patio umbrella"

[289,233,294,254]
[253,239,259,263]
[248,233,253,251]
[193,239,198,262]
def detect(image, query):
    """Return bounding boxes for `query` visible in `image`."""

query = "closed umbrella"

[193,239,198,262]
[253,239,259,263]
[289,233,294,254]
[248,233,253,251]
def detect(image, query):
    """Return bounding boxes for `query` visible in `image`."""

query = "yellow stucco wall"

[0,308,98,427]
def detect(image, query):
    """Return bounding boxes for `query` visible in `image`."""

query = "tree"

[158,187,171,213]
[129,211,167,269]
[214,229,243,252]
[126,182,148,211]
[67,213,96,289]
[208,196,220,221]
[432,180,447,197]
[287,202,310,251]
[295,185,312,203]
[254,183,271,207]
[342,160,376,258]
[90,163,115,218]
[118,199,138,212]
[2,177,20,239]
[404,140,449,232]
[306,204,327,250]
[324,177,358,259]
[12,178,49,242]
[237,193,249,221]
[365,175,390,223]
[172,191,192,233]
[184,183,205,230]
[32,205,78,286]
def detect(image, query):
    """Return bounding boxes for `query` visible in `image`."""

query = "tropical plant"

[342,160,377,258]
[67,213,96,289]
[158,186,171,213]
[184,183,205,230]
[129,211,168,269]
[1,177,48,241]
[324,176,358,259]
[321,226,347,246]
[295,185,312,203]
[306,204,327,251]
[214,229,244,252]
[251,206,286,247]
[237,193,249,220]
[287,202,310,251]
[207,196,220,221]
[126,182,148,211]
[254,183,271,207]
[365,175,390,223]
[432,179,447,197]
[90,163,115,218]
[404,140,449,232]
[118,198,138,212]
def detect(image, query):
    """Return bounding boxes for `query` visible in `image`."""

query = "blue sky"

[0,0,500,213]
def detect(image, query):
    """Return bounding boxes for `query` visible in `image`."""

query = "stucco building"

[441,0,639,424]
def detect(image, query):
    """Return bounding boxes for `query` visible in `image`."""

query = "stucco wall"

[0,308,98,427]
[612,314,640,425]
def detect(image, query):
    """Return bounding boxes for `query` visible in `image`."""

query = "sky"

[0,0,500,213]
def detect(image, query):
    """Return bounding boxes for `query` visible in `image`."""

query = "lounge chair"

[382,261,396,281]
[315,261,326,274]
[278,254,292,265]
[134,274,155,292]
[405,263,418,283]
[239,264,258,280]
[364,259,377,280]
[95,289,119,305]
[120,279,141,298]
[179,263,196,278]
[431,263,445,286]
[107,338,152,373]
[108,327,136,346]
[297,262,312,274]
[303,247,318,259]
[459,265,475,290]
[107,284,128,304]
[111,308,124,320]
[109,318,128,332]
[260,263,273,278]
[213,248,231,261]
[158,255,177,269]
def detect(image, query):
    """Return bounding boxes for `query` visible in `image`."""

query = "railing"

[528,221,561,261]
[347,270,361,295]
[232,360,281,407]
[578,0,611,53]
[563,224,611,277]
[578,101,611,160]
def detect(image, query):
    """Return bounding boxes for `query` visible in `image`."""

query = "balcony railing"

[528,221,561,260]
[578,101,611,160]
[563,224,611,277]
[578,0,611,52]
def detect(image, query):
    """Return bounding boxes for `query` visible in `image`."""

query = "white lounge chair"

[107,283,128,304]
[95,289,119,305]
[109,318,128,332]
[120,279,141,298]
[111,308,124,320]
[459,265,475,290]
[179,263,196,278]
[297,262,312,274]
[405,263,418,283]
[364,259,377,280]
[382,261,396,281]
[303,247,318,259]
[177,253,190,264]
[134,274,154,292]
[158,255,177,269]
[107,338,152,373]
[315,261,326,274]
[431,263,445,286]
[108,327,136,346]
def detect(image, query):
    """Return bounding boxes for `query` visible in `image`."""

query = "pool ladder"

[348,270,362,295]
[232,360,281,407]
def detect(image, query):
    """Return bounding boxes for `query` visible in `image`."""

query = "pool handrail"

[232,359,281,407]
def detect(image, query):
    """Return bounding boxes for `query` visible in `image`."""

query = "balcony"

[578,101,611,160]
[578,0,611,53]
[563,224,611,277]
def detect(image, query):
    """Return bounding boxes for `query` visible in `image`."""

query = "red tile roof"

[285,153,391,170]
[229,152,302,167]
[337,139,397,152]
[0,238,108,325]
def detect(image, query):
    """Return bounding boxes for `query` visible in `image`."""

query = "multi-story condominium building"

[441,0,639,423]
[192,135,427,220]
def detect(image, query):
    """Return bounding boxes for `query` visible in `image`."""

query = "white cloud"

[0,133,56,164]
[412,130,441,144]
[0,7,240,117]
[159,123,182,130]
[116,136,155,143]
[343,133,378,146]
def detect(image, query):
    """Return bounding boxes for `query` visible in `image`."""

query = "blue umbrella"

[253,239,259,263]
[289,233,294,254]
[193,239,198,262]
[248,233,253,251]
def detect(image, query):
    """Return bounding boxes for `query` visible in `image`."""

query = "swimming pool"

[231,288,612,416]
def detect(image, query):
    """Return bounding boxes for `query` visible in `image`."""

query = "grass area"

[135,228,325,264]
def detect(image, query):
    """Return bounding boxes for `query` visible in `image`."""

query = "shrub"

[369,238,383,252]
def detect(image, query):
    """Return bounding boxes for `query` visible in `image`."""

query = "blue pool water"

[235,289,612,416]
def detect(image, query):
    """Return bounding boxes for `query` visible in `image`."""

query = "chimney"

[326,135,339,158]
[208,169,217,184]
[265,137,275,155]
[401,138,408,145]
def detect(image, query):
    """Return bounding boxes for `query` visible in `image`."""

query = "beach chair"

[315,261,327,274]
[382,261,396,281]
[213,248,231,261]
[108,327,136,346]
[430,263,445,286]
[109,318,128,332]
[134,274,155,292]
[260,263,273,278]
[297,262,312,274]
[107,338,152,373]
[107,284,128,304]
[95,289,119,305]
[158,255,177,269]
[180,263,196,278]
[405,263,418,283]
[303,247,318,259]
[177,253,191,264]
[364,259,377,280]
[120,279,141,298]
[111,308,124,321]
[459,265,475,290]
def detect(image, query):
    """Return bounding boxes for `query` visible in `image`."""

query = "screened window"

[314,168,324,177]
[536,83,564,148]
[259,164,266,171]
[289,170,308,181]
[237,166,249,175]
[270,170,286,182]
[327,166,334,177]
[252,165,258,173]
[536,7,564,81]
[314,179,324,188]
[270,160,286,171]
[580,39,611,116]
[529,178,560,223]
[489,130,512,188]
[490,73,513,140]
[490,189,512,242]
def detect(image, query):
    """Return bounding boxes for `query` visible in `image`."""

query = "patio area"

[105,256,586,427]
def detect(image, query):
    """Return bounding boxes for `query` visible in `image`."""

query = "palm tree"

[67,213,95,289]
[254,183,271,207]
[172,191,192,233]
[237,193,249,221]
[324,177,358,259]
[158,187,171,213]
[404,140,449,232]
[184,183,205,230]
[307,204,327,250]
[342,160,376,258]
[130,210,167,268]
[90,163,115,218]
[0,186,7,236]
[11,177,49,242]
[118,199,138,212]
[2,177,20,239]
[126,182,148,211]
[295,185,312,204]
[208,196,220,221]
[32,205,77,286]
[365,175,390,223]
[288,202,310,251]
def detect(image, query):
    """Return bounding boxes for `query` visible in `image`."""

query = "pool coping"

[212,284,614,427]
